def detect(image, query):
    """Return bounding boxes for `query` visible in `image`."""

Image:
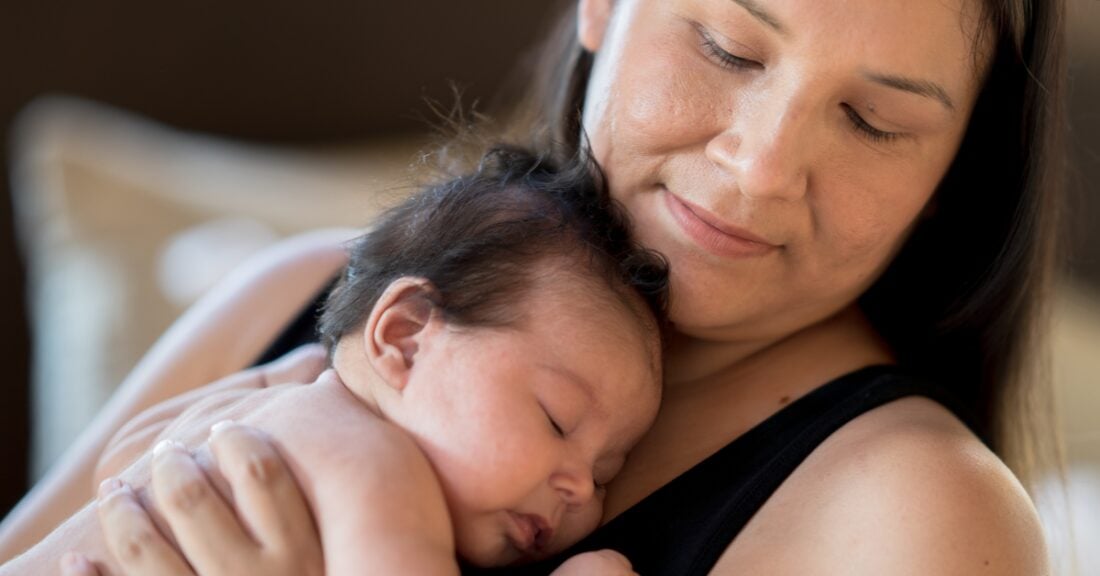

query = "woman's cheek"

[616,51,719,153]
[809,198,919,291]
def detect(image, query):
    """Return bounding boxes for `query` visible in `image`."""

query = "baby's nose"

[550,466,596,508]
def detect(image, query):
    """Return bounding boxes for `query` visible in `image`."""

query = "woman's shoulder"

[162,228,358,371]
[713,396,1050,575]
[121,227,360,405]
[219,227,359,300]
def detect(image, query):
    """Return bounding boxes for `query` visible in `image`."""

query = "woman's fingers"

[99,425,321,576]
[207,422,323,571]
[149,440,257,576]
[549,549,637,576]
[59,552,101,576]
[128,426,323,576]
[96,478,195,576]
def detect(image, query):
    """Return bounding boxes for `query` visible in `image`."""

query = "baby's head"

[320,146,669,566]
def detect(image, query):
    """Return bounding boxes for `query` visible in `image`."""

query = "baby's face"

[396,273,662,566]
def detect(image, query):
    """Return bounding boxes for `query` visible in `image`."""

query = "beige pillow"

[11,96,424,477]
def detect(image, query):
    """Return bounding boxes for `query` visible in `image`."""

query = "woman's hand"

[65,423,324,576]
[97,343,328,484]
[548,550,638,576]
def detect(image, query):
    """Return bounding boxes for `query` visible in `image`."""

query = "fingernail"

[97,477,123,498]
[211,420,235,437]
[152,439,186,458]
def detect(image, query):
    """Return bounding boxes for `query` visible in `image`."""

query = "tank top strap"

[677,364,968,573]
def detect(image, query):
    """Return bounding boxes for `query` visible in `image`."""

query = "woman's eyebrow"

[862,71,957,113]
[728,1,957,115]
[729,0,787,36]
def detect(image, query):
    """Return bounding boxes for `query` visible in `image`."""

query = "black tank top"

[256,287,968,576]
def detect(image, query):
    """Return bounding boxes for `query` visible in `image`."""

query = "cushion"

[11,96,423,476]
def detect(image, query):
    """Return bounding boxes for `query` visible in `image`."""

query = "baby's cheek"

[547,499,604,556]
[450,509,516,568]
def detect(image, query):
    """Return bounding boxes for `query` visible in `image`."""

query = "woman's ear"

[578,0,614,52]
[362,277,439,393]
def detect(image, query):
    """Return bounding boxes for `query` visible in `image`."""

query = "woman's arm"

[0,228,356,563]
[708,398,1050,575]
[72,425,325,576]
[95,343,328,485]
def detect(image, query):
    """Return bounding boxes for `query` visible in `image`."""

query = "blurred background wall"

[0,0,561,515]
[0,0,1097,548]
[1068,0,1100,287]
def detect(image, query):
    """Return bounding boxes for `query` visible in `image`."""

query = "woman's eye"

[697,26,760,71]
[842,104,901,144]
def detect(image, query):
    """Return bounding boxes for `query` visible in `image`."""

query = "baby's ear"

[362,277,439,392]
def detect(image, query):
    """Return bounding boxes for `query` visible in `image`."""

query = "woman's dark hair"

[858,1,1067,487]
[318,145,670,353]
[495,0,1066,488]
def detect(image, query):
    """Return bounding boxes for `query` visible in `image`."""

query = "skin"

[5,0,1050,574]
[573,1,1049,573]
[2,271,660,574]
[580,0,980,359]
[349,274,661,565]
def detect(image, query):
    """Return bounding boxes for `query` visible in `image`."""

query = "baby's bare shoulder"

[714,397,1049,575]
[249,381,452,545]
[249,380,435,489]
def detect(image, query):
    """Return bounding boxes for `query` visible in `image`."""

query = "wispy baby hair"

[318,145,670,352]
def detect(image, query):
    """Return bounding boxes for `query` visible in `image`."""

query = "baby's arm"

[304,423,459,575]
[250,380,460,575]
[0,500,113,576]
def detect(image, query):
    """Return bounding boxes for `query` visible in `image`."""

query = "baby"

[2,146,669,574]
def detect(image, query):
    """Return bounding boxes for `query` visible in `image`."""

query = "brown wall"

[1067,1,1100,287]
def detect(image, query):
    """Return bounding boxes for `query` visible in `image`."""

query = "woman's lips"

[663,190,779,259]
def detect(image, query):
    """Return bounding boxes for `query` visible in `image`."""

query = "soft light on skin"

[332,272,662,566]
[577,0,990,374]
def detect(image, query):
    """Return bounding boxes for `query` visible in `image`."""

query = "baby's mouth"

[508,512,554,556]
[533,516,554,551]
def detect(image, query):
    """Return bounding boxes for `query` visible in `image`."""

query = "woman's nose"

[705,93,811,202]
[549,465,596,508]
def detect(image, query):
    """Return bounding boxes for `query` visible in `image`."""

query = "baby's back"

[1,371,454,575]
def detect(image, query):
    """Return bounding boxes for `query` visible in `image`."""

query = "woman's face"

[580,0,989,344]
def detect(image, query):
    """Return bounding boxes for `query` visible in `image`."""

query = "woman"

[4,0,1066,573]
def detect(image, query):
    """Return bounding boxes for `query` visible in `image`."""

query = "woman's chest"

[599,374,791,521]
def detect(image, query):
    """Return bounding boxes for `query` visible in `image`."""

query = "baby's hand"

[549,549,638,576]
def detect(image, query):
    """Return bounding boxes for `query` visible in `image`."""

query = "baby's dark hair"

[318,145,670,352]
